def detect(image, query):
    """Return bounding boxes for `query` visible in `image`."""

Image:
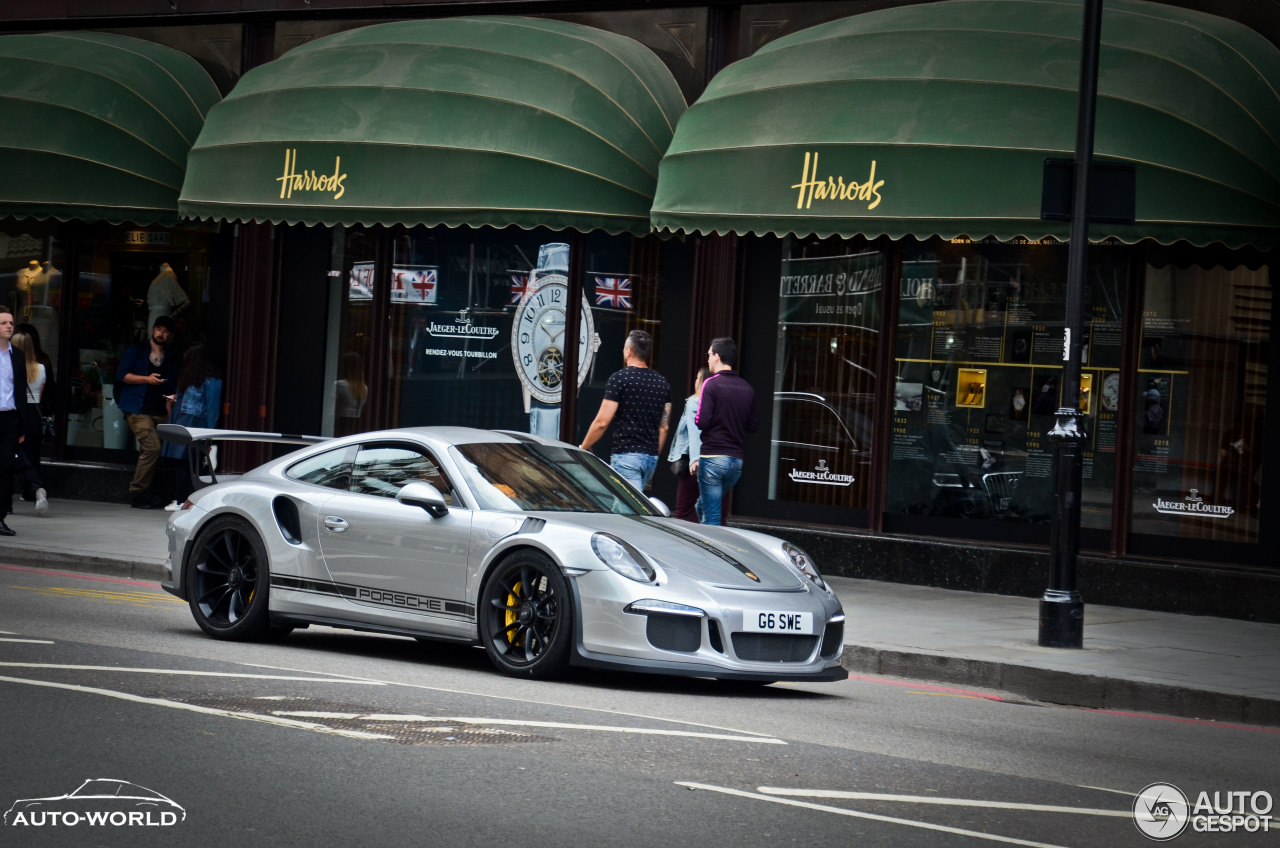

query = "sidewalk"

[3,498,1278,727]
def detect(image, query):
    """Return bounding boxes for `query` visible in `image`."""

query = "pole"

[1040,0,1103,648]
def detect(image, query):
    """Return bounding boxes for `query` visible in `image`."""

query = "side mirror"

[648,496,671,517]
[397,481,450,518]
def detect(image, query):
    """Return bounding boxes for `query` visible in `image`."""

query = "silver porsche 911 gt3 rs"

[159,425,847,683]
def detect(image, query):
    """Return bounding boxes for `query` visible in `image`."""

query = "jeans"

[611,453,658,494]
[697,455,743,525]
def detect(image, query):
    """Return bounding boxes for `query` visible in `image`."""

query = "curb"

[1,548,167,584]
[841,645,1280,728]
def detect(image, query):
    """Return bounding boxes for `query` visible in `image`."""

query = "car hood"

[539,513,805,591]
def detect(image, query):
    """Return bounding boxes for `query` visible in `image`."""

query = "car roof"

[316,426,565,453]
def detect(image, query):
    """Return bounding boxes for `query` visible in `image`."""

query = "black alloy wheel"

[479,551,572,678]
[186,516,274,640]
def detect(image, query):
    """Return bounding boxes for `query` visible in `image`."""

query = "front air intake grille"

[708,619,725,654]
[646,614,701,653]
[820,620,844,658]
[731,633,819,663]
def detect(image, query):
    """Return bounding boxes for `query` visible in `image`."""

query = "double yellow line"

[8,585,182,607]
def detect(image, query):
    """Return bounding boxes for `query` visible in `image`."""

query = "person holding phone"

[116,315,178,508]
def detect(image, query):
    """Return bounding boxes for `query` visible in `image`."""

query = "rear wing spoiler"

[157,425,327,448]
[157,425,329,488]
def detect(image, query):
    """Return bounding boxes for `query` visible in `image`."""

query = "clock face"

[1101,372,1120,412]
[511,273,596,405]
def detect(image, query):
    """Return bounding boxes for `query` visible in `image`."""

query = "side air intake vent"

[273,497,303,545]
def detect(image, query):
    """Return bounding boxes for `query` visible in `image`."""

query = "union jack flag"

[594,276,632,309]
[510,274,530,303]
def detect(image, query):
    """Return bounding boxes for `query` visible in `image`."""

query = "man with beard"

[116,315,179,508]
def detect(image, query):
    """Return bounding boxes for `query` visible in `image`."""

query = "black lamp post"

[1040,0,1104,648]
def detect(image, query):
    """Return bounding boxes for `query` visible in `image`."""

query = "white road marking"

[0,660,782,744]
[678,783,1076,848]
[242,660,786,741]
[0,675,394,741]
[756,788,1130,817]
[1077,784,1139,798]
[0,638,54,644]
[0,662,385,683]
[274,711,363,719]
[275,711,785,743]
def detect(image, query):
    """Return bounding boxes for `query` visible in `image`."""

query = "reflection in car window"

[450,442,657,515]
[285,446,353,490]
[778,398,853,449]
[351,443,454,504]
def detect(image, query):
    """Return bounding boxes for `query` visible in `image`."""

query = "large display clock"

[511,273,596,405]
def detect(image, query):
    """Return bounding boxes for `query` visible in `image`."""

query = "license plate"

[742,611,813,634]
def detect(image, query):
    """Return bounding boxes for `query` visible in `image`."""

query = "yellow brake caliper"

[505,581,523,646]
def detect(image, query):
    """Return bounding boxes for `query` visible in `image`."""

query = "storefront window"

[0,224,62,447]
[885,238,1126,533]
[330,227,376,436]
[68,226,214,459]
[770,237,882,509]
[1130,262,1268,545]
[325,227,661,441]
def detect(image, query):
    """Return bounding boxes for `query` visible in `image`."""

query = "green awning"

[0,32,220,226]
[652,0,1280,249]
[179,17,686,236]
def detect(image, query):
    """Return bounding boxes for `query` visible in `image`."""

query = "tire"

[479,551,572,679]
[186,515,273,641]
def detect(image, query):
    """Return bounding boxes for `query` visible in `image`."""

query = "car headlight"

[782,541,828,591]
[591,533,656,583]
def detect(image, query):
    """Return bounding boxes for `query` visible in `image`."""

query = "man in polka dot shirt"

[580,329,672,493]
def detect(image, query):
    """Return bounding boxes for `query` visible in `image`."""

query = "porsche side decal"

[630,517,761,582]
[272,575,475,618]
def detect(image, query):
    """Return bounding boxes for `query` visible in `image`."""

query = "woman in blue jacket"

[161,345,222,511]
[665,367,710,522]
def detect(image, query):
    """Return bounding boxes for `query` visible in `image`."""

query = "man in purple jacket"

[695,337,757,525]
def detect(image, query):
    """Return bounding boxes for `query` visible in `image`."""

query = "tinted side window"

[286,446,353,490]
[351,443,455,504]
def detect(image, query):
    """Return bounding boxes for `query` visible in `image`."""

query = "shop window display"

[326,227,663,442]
[885,239,1126,530]
[1,228,61,375]
[68,228,213,457]
[0,227,62,456]
[1130,262,1268,545]
[770,237,881,509]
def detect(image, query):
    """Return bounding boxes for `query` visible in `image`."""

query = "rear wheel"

[479,551,572,679]
[186,516,273,640]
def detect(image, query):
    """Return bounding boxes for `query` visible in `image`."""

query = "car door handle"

[323,516,349,533]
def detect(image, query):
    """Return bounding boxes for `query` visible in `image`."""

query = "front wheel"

[479,551,573,679]
[186,516,273,640]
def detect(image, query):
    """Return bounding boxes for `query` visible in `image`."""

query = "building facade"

[2,1,1276,619]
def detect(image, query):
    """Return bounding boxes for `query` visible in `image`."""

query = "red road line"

[0,564,156,588]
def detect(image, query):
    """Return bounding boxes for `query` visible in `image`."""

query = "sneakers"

[163,501,182,512]
[34,488,48,515]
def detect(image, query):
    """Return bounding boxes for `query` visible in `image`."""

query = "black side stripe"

[272,574,475,618]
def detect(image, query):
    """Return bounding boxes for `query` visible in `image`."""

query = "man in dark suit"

[0,305,39,536]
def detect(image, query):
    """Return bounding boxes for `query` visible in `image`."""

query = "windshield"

[450,442,658,515]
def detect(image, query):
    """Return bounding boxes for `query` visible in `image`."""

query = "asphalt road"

[1,564,1275,848]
